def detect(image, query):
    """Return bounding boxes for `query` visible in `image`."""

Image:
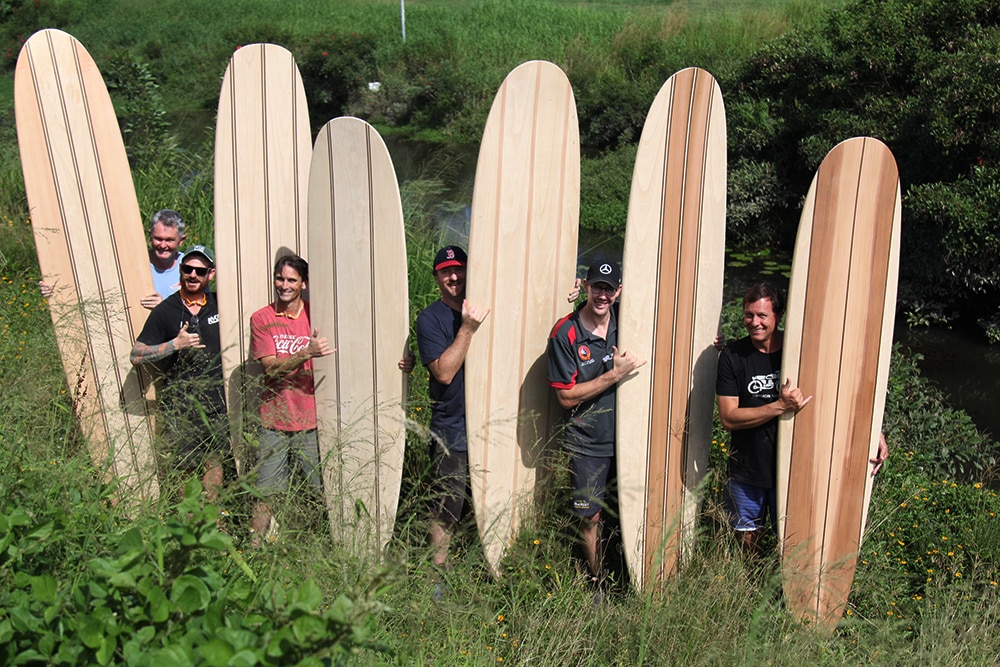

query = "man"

[249,255,334,547]
[716,282,888,555]
[39,208,185,310]
[547,261,645,581]
[130,245,226,499]
[144,209,187,308]
[416,245,490,567]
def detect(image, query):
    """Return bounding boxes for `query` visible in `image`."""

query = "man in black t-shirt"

[416,246,490,568]
[130,245,226,500]
[716,282,811,555]
[548,261,645,580]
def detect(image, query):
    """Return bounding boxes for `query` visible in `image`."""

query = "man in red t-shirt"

[249,254,334,546]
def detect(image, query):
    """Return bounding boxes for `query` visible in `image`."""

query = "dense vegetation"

[1,0,999,664]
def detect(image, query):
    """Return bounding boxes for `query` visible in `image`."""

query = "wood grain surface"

[777,136,901,632]
[308,116,408,560]
[466,60,580,577]
[214,43,310,471]
[618,67,726,589]
[16,28,158,503]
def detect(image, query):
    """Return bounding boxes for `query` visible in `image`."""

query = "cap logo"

[578,345,591,361]
[599,263,613,275]
[446,248,455,260]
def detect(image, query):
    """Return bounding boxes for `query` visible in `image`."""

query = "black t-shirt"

[716,336,782,488]
[547,305,618,457]
[137,291,226,419]
[416,299,467,452]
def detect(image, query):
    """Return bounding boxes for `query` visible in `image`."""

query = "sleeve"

[716,345,740,397]
[136,304,171,346]
[416,307,448,367]
[547,325,578,390]
[250,310,277,360]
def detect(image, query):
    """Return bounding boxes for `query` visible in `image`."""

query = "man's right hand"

[174,321,204,350]
[140,293,163,310]
[612,346,646,380]
[778,378,812,412]
[461,299,490,332]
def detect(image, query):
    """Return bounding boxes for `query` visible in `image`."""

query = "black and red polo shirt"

[546,305,618,457]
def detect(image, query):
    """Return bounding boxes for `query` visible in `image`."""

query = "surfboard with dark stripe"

[466,60,580,577]
[777,136,900,633]
[617,67,726,589]
[307,116,408,559]
[214,43,311,469]
[16,28,159,504]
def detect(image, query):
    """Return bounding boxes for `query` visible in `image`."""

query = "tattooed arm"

[130,322,202,366]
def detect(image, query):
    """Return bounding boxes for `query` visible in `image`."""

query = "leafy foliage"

[0,481,386,666]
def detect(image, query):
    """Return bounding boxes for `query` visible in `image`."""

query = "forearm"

[429,327,474,385]
[556,370,621,409]
[718,399,786,431]
[260,350,312,378]
[130,340,176,366]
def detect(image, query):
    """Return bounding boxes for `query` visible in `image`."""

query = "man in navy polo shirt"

[416,245,490,567]
[547,261,645,582]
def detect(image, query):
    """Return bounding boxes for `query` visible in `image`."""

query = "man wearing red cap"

[416,245,490,568]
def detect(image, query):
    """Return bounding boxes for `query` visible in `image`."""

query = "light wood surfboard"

[618,67,726,589]
[307,117,408,560]
[16,29,159,504]
[467,60,580,577]
[214,43,311,470]
[777,136,900,633]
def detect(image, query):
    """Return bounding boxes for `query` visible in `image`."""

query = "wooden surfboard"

[467,60,579,577]
[307,117,408,560]
[16,28,159,504]
[214,43,311,470]
[777,136,900,632]
[618,67,726,589]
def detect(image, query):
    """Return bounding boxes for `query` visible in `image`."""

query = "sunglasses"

[180,264,210,277]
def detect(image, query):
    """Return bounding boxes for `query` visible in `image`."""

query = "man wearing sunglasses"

[130,245,226,501]
[547,261,645,588]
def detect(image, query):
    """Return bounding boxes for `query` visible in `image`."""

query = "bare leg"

[251,499,272,548]
[201,455,224,502]
[429,520,453,567]
[739,528,764,558]
[580,510,603,578]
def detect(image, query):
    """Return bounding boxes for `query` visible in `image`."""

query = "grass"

[2,0,999,663]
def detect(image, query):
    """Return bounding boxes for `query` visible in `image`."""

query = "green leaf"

[171,575,211,614]
[29,575,57,603]
[229,649,260,667]
[96,634,116,666]
[292,580,323,611]
[292,615,325,643]
[197,638,235,667]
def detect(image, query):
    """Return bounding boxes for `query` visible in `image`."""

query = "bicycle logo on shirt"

[747,372,779,395]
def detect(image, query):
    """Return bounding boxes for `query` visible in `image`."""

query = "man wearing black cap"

[547,261,645,583]
[130,244,227,500]
[416,245,490,567]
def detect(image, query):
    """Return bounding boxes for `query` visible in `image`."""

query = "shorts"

[429,441,469,528]
[255,428,323,494]
[724,478,776,533]
[162,405,229,470]
[569,453,614,518]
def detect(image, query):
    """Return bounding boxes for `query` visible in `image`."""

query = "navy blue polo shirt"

[416,299,467,452]
[547,305,618,457]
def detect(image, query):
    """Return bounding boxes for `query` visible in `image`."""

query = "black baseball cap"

[433,245,467,271]
[586,261,621,287]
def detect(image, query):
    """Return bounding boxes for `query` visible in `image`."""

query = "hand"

[461,300,490,332]
[612,346,646,379]
[307,329,335,358]
[567,278,581,303]
[778,378,812,413]
[140,292,163,310]
[399,349,416,373]
[174,321,204,350]
[713,333,726,350]
[38,280,54,299]
[871,432,889,476]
